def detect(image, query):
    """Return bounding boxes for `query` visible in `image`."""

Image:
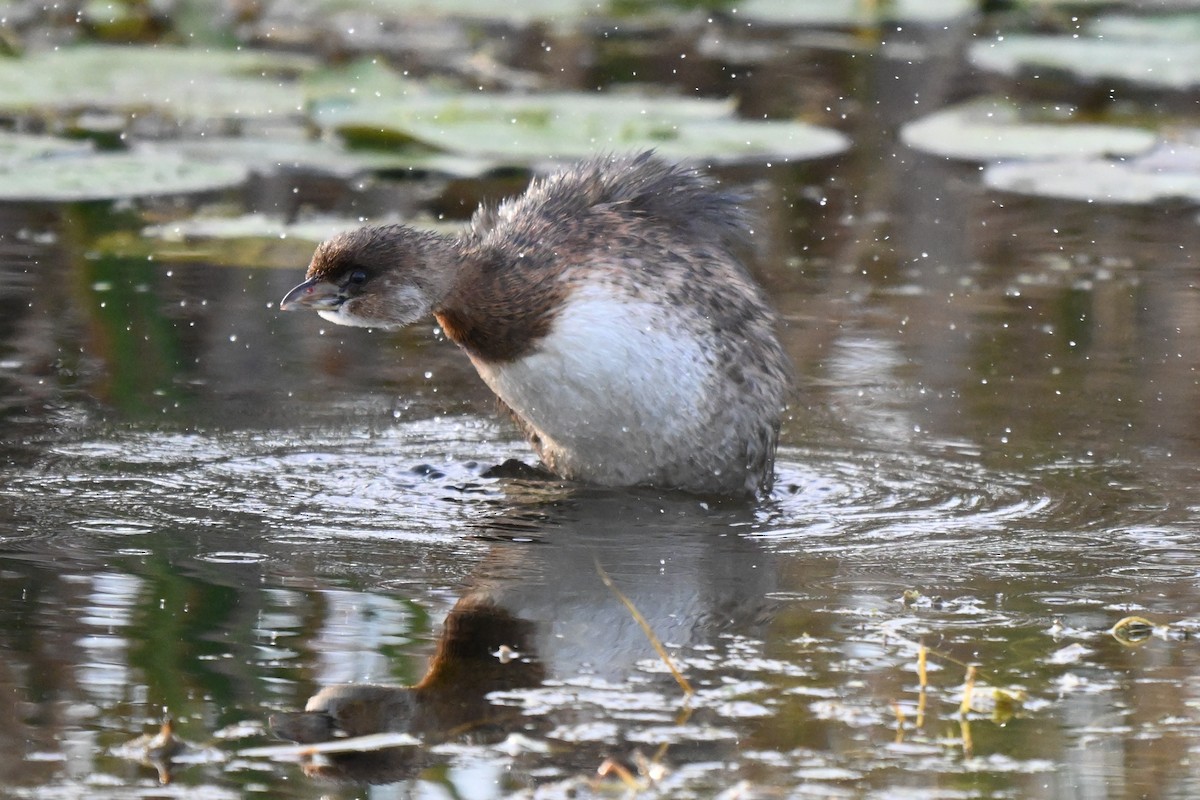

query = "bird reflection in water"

[270,595,546,783]
[269,490,781,786]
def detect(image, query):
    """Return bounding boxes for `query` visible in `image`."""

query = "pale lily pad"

[143,212,464,245]
[635,117,850,163]
[969,33,1200,92]
[1088,13,1200,44]
[301,58,425,106]
[732,0,975,25]
[0,131,93,165]
[167,137,495,178]
[0,151,248,202]
[146,213,362,245]
[0,45,315,125]
[984,147,1200,206]
[150,213,463,240]
[257,0,974,25]
[316,90,849,164]
[294,0,605,23]
[900,98,1156,162]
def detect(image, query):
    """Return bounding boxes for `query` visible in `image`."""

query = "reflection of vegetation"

[382,597,434,686]
[78,251,187,417]
[129,554,242,716]
[92,227,325,270]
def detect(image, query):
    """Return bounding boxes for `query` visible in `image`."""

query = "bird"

[280,152,790,497]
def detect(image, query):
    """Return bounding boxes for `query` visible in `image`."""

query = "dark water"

[3,14,1200,800]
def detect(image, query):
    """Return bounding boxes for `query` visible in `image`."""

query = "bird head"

[280,224,455,330]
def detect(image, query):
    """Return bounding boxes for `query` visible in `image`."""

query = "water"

[3,16,1200,800]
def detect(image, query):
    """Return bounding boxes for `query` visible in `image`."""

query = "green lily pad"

[0,150,249,202]
[316,90,848,164]
[984,145,1200,206]
[900,98,1156,162]
[0,45,315,125]
[969,32,1200,92]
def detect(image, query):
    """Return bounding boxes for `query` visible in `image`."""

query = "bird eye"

[347,269,367,286]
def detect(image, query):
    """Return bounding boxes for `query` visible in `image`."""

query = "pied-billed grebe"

[280,152,790,497]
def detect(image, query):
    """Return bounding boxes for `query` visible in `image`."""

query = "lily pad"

[1088,13,1200,44]
[301,58,425,106]
[316,90,849,164]
[0,45,315,126]
[143,212,464,245]
[984,146,1200,206]
[168,136,496,179]
[145,213,361,246]
[0,150,249,202]
[0,131,93,165]
[969,32,1200,92]
[900,98,1156,162]
[286,0,606,24]
[731,0,976,25]
[253,0,975,26]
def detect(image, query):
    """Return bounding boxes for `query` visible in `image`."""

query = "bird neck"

[434,247,568,363]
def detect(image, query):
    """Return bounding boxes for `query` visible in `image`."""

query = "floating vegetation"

[969,18,1200,92]
[0,45,315,128]
[727,0,976,25]
[1108,614,1184,645]
[144,213,360,244]
[234,0,976,27]
[900,97,1156,162]
[984,142,1200,206]
[168,136,496,179]
[0,149,248,202]
[315,90,850,164]
[0,130,93,164]
[0,44,847,198]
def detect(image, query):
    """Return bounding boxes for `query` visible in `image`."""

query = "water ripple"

[4,416,522,546]
[6,421,1195,594]
[757,443,1192,588]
